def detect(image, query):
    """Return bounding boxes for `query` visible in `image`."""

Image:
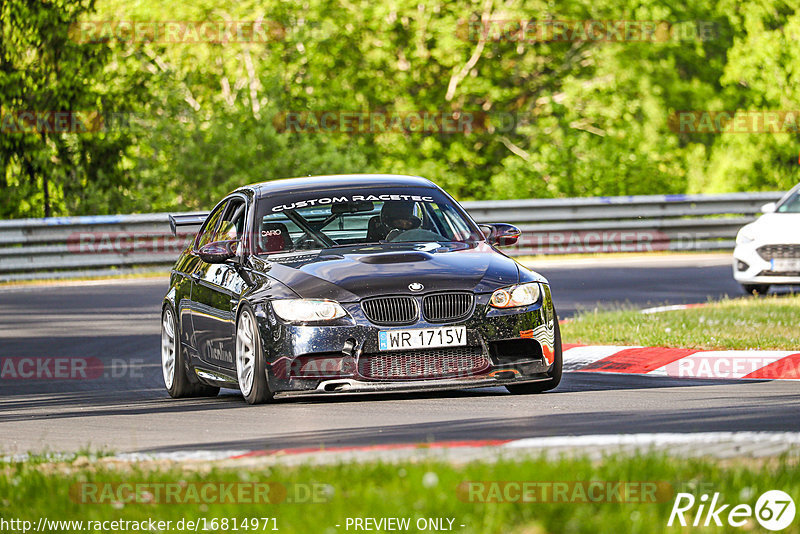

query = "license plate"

[378,326,467,351]
[771,259,800,272]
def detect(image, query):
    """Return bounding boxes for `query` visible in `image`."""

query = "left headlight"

[489,282,541,308]
[271,299,347,322]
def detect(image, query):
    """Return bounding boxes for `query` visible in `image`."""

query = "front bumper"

[733,242,800,285]
[256,286,558,394]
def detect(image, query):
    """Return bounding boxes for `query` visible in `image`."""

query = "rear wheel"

[161,305,219,398]
[506,315,562,394]
[742,283,770,295]
[236,305,273,404]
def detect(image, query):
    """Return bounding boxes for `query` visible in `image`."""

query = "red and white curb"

[563,344,800,380]
[559,299,800,379]
[100,432,800,463]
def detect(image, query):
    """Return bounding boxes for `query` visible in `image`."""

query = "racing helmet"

[380,201,422,230]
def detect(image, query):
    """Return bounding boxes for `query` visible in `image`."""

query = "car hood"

[250,242,533,301]
[742,213,800,243]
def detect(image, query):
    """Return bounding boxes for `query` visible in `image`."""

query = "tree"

[0,0,153,217]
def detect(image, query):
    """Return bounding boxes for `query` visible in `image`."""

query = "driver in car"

[381,201,422,241]
[379,200,447,242]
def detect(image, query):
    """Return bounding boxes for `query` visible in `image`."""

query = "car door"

[180,201,227,358]
[189,196,250,371]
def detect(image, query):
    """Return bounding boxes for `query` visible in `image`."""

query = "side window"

[427,203,476,241]
[258,212,299,253]
[427,204,456,240]
[778,190,800,213]
[217,199,247,242]
[194,201,228,250]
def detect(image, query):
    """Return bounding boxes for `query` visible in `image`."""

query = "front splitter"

[272,375,550,398]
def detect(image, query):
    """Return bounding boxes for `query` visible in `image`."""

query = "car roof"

[236,174,437,198]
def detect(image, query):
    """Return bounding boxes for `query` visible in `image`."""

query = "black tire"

[236,304,274,405]
[506,314,562,394]
[161,305,220,399]
[742,284,770,295]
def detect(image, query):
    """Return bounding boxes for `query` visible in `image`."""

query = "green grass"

[1,453,798,533]
[561,294,800,350]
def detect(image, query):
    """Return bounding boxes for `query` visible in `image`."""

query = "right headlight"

[271,299,347,322]
[736,227,756,245]
[489,282,541,308]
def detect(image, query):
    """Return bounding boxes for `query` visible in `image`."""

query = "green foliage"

[2,0,800,217]
[0,0,156,217]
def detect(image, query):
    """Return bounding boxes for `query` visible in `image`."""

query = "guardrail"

[0,192,783,281]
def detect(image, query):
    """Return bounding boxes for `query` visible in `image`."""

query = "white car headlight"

[489,282,541,308]
[736,229,756,245]
[271,299,347,322]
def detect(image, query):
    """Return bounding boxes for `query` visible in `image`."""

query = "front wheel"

[742,283,770,295]
[506,315,562,394]
[236,304,274,404]
[161,305,219,398]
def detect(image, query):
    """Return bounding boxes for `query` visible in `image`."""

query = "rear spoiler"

[168,213,209,236]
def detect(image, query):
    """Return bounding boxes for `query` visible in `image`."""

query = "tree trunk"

[43,172,50,217]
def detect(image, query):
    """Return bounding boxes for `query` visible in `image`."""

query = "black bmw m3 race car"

[162,175,562,404]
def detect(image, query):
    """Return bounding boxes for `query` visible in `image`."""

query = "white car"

[733,183,800,294]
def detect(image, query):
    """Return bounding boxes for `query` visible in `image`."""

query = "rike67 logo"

[669,490,796,531]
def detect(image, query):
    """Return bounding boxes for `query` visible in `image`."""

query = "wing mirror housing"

[480,223,522,247]
[197,240,239,264]
[761,201,777,214]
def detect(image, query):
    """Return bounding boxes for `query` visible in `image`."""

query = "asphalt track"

[2,254,799,455]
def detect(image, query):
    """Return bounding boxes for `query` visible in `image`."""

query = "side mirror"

[197,240,239,264]
[480,223,522,247]
[761,202,777,214]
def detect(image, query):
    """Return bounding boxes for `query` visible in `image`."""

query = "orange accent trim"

[488,369,521,377]
[542,345,554,365]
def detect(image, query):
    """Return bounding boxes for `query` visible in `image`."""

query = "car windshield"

[777,188,800,213]
[253,188,483,255]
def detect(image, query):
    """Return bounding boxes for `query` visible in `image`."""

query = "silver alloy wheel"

[236,309,257,397]
[161,308,176,389]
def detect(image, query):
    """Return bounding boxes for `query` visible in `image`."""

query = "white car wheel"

[161,307,176,389]
[236,308,257,397]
